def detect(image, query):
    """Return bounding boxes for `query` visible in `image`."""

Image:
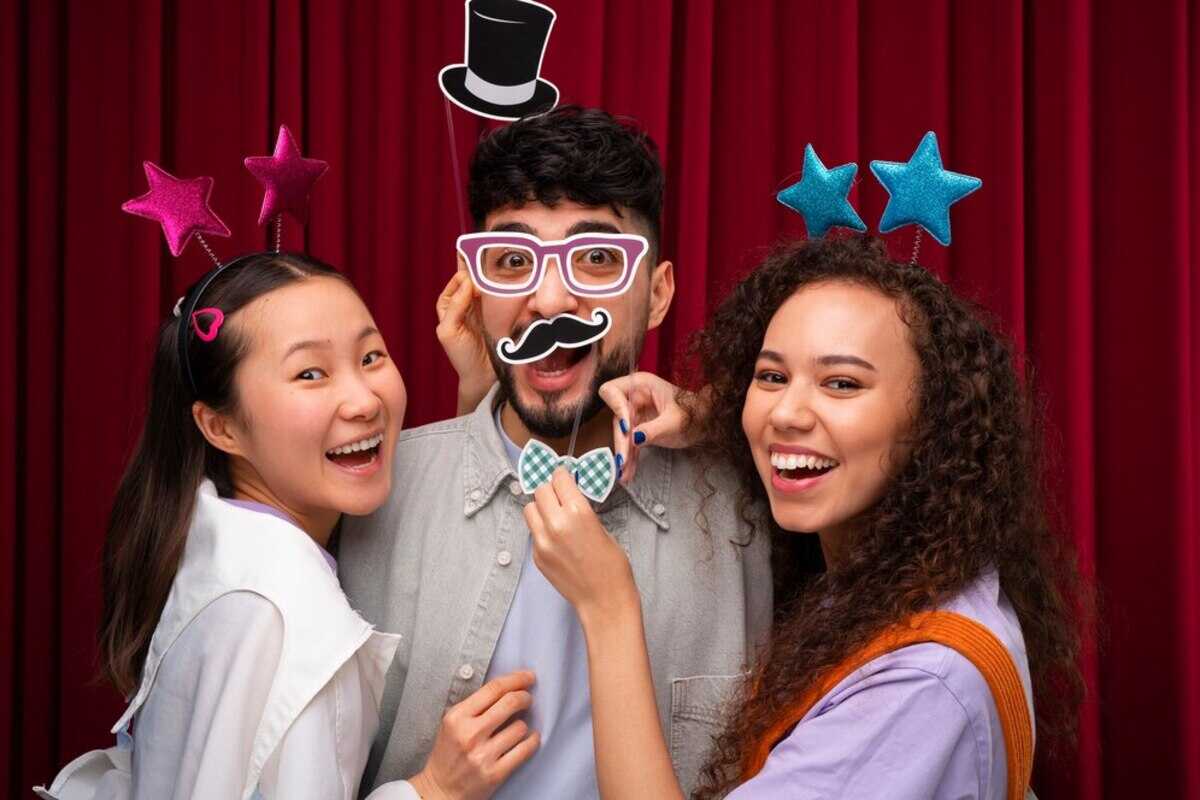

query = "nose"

[767,382,817,433]
[527,254,579,319]
[339,371,383,421]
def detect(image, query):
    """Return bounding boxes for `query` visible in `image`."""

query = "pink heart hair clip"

[190,308,225,342]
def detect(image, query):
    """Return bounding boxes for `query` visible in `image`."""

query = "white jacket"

[36,480,417,800]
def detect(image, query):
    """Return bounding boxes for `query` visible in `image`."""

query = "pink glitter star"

[244,125,329,226]
[121,162,231,257]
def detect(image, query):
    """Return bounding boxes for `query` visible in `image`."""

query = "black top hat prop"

[438,0,560,121]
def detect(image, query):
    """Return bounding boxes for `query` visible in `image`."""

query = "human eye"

[574,246,622,269]
[754,369,787,386]
[586,247,619,265]
[823,377,862,392]
[362,350,388,367]
[296,367,328,381]
[495,250,531,270]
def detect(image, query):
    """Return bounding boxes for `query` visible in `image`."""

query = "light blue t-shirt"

[485,409,598,800]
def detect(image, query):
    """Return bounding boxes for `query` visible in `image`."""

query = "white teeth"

[770,451,839,471]
[327,433,383,456]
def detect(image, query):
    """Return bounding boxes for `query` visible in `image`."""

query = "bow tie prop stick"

[518,439,616,502]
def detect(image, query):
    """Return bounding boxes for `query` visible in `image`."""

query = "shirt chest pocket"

[668,673,747,796]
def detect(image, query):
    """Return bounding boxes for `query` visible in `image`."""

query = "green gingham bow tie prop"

[518,439,617,503]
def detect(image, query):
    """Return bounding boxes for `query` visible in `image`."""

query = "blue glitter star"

[869,131,981,246]
[777,144,867,238]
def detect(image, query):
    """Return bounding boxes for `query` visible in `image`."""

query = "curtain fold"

[3,2,1197,797]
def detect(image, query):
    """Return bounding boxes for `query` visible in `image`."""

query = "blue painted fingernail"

[615,453,624,477]
[619,418,628,435]
[633,430,646,445]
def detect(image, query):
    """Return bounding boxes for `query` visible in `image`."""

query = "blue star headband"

[776,131,981,248]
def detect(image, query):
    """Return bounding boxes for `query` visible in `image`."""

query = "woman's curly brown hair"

[688,235,1088,798]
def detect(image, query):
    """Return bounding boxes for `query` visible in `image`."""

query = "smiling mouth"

[528,342,592,376]
[770,451,839,481]
[325,432,383,470]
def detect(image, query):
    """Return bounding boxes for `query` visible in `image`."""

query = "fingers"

[598,378,635,430]
[479,717,531,763]
[550,465,587,509]
[435,271,474,329]
[492,730,541,783]
[629,409,684,448]
[600,381,634,485]
[455,670,536,717]
[476,688,533,738]
[523,502,550,560]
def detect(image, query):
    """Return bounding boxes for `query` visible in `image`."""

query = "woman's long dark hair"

[99,251,348,695]
[689,236,1089,798]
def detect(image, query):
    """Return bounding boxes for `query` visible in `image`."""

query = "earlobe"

[192,401,245,458]
[646,260,675,331]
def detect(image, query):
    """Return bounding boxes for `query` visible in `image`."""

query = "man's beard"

[488,339,638,439]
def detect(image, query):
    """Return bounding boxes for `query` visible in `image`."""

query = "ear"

[645,260,675,331]
[192,401,248,458]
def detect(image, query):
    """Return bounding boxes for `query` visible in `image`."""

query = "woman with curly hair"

[522,235,1085,799]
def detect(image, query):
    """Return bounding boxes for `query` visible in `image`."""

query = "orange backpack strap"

[739,610,1033,800]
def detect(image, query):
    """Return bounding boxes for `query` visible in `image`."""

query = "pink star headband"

[121,124,328,393]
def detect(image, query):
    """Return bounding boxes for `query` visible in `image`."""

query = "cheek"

[245,390,330,465]
[832,397,909,488]
[480,298,523,337]
[741,390,770,454]
[380,366,407,427]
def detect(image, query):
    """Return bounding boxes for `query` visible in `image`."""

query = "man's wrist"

[408,770,444,800]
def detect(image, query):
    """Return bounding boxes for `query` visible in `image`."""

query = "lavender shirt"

[727,569,1033,800]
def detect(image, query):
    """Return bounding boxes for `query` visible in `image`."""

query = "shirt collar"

[460,384,672,530]
[221,497,338,574]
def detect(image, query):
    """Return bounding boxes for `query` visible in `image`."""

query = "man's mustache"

[497,309,612,365]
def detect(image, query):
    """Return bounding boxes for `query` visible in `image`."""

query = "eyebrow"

[490,221,537,234]
[756,350,877,371]
[817,354,876,371]
[565,220,622,237]
[486,219,623,238]
[283,326,379,359]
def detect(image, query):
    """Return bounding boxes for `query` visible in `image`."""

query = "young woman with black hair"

[37,253,537,800]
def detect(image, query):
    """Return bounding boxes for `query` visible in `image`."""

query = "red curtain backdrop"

[2,1,1197,797]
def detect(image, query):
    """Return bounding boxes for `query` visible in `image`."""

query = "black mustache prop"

[497,309,613,364]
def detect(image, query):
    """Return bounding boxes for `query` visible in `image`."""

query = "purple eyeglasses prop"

[457,231,649,298]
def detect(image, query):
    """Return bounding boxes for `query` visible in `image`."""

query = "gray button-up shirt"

[339,387,773,797]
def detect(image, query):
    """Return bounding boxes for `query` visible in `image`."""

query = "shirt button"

[508,480,522,495]
[497,550,513,566]
[457,664,475,681]
[469,489,482,502]
[652,502,667,517]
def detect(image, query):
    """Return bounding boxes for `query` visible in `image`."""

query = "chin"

[334,484,391,517]
[770,507,824,534]
[329,466,393,516]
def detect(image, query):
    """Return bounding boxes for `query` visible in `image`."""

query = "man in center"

[340,106,772,798]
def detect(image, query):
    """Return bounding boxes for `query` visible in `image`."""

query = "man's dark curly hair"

[467,105,665,256]
[687,235,1088,798]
